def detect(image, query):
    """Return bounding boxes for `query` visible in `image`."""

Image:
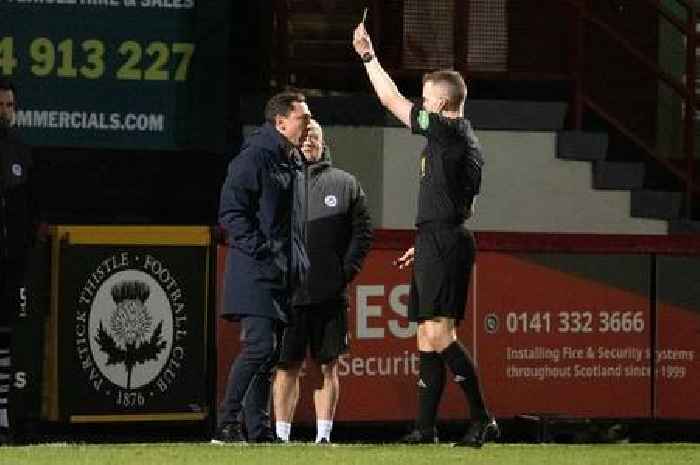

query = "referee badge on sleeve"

[418,110,430,130]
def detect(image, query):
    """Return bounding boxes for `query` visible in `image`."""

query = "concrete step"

[557,131,608,161]
[668,220,700,233]
[631,190,683,220]
[593,161,645,190]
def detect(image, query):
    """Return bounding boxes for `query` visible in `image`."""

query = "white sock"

[276,421,291,442]
[315,420,333,443]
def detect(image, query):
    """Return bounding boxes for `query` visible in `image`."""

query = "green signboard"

[0,0,231,151]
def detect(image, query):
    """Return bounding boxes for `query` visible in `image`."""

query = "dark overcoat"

[218,123,308,323]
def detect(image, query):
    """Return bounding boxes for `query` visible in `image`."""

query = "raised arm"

[352,23,413,128]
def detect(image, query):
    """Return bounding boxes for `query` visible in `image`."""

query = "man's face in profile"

[277,101,311,147]
[0,89,16,129]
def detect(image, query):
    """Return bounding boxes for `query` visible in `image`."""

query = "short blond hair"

[307,119,323,144]
[423,70,467,111]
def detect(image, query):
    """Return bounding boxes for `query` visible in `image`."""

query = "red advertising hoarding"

[216,243,473,422]
[476,252,652,418]
[655,256,700,419]
[215,232,700,422]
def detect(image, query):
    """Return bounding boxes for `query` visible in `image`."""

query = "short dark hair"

[0,78,16,95]
[264,91,306,124]
[423,70,466,111]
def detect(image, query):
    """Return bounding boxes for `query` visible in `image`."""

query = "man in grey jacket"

[273,120,372,443]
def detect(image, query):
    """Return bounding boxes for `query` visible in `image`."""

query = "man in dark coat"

[214,91,311,443]
[0,78,35,445]
[273,120,372,443]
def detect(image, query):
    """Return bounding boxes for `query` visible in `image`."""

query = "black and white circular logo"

[324,194,337,207]
[75,252,187,408]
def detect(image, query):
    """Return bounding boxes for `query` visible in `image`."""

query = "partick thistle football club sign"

[50,226,211,422]
[76,252,186,408]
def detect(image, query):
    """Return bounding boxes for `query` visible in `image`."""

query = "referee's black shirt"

[410,104,484,227]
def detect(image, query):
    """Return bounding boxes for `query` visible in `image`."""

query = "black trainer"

[0,431,12,447]
[400,427,439,444]
[211,422,246,444]
[454,418,499,448]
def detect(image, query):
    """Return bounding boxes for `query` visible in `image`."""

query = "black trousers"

[218,316,283,440]
[0,260,23,435]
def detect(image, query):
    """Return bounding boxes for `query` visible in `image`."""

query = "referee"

[352,24,498,447]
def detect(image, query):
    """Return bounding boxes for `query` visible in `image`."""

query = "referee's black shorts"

[408,222,476,323]
[278,300,349,367]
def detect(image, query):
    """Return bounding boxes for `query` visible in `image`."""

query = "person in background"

[0,78,35,445]
[273,119,372,444]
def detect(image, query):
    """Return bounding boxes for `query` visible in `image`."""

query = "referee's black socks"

[440,341,489,420]
[415,351,446,432]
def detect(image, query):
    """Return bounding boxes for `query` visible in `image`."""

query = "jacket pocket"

[254,244,287,287]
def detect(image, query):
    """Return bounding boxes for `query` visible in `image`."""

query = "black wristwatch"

[361,52,375,63]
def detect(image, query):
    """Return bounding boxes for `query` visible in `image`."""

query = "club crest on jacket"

[324,194,338,207]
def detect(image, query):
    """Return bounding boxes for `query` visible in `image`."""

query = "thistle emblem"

[94,281,167,390]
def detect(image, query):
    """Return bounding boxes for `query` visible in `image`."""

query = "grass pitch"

[1,442,699,465]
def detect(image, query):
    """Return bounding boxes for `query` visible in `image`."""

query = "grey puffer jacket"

[293,148,372,307]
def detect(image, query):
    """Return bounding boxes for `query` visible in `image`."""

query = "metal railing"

[566,0,698,218]
[271,0,699,218]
